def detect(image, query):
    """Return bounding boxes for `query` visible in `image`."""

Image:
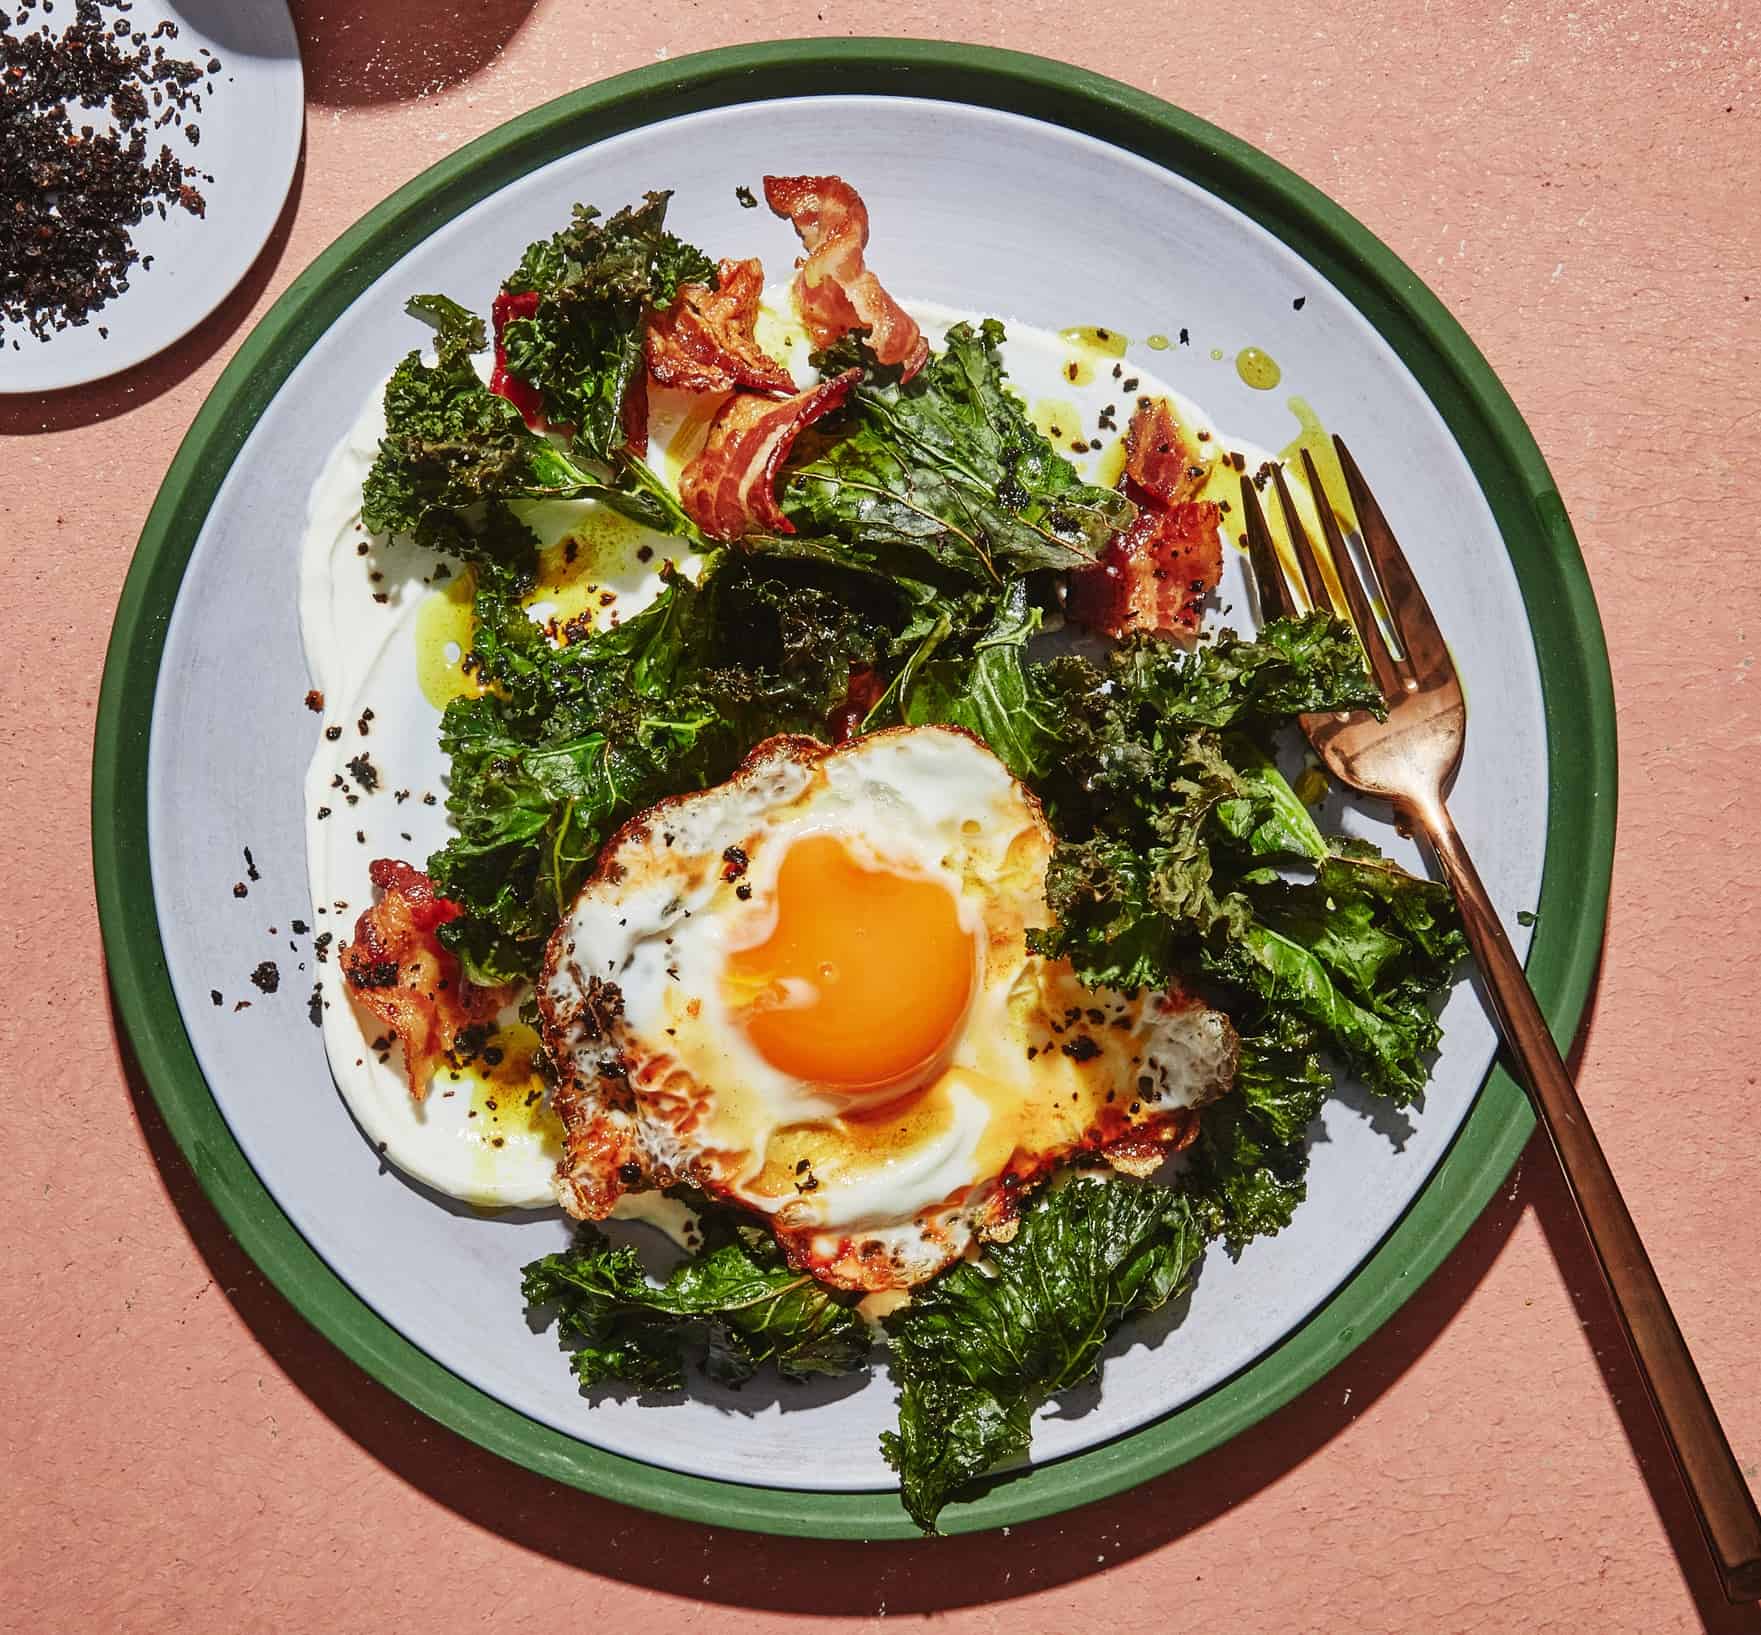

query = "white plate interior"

[1,0,303,392]
[145,96,1545,1492]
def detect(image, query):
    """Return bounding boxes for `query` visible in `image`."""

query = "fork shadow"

[114,969,1759,1626]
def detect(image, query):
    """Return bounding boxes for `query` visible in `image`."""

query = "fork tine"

[1299,447,1403,698]
[1238,475,1301,622]
[1333,437,1450,678]
[1269,461,1337,616]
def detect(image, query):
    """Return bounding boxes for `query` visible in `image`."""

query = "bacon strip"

[339,860,506,1101]
[489,289,545,428]
[678,368,859,541]
[645,257,795,396]
[1068,397,1223,642]
[762,175,928,382]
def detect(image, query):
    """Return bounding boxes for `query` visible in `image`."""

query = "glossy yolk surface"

[726,834,976,1093]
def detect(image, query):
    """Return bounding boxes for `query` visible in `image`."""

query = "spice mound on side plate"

[1,0,220,346]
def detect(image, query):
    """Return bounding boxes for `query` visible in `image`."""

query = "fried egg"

[539,726,1238,1289]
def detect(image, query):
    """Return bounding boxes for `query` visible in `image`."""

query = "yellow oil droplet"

[466,1022,565,1155]
[1031,396,1084,445]
[1145,333,1171,351]
[525,506,654,632]
[1235,346,1283,390]
[1061,356,1096,387]
[1058,324,1129,358]
[1092,435,1129,490]
[1276,395,1358,533]
[414,569,480,710]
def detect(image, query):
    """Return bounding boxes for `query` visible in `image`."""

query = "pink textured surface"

[4,1,1760,1628]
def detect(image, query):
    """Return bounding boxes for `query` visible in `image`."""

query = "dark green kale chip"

[501,190,714,464]
[882,1177,1205,1531]
[778,320,1132,584]
[524,1216,869,1390]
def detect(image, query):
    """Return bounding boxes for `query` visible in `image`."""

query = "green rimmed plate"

[92,40,1614,1539]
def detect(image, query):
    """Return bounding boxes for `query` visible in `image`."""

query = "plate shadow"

[289,0,537,107]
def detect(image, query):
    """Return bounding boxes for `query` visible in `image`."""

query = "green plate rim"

[92,39,1615,1541]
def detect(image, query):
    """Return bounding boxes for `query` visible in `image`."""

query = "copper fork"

[1240,446,1761,1604]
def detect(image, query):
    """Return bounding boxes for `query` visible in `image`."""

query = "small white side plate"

[0,0,303,393]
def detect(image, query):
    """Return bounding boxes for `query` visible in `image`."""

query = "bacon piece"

[677,368,859,541]
[1068,498,1223,642]
[645,257,795,396]
[1123,394,1196,505]
[1068,397,1223,641]
[762,175,928,382]
[339,860,506,1101]
[489,289,545,428]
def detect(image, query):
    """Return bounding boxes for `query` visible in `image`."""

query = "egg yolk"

[726,834,976,1093]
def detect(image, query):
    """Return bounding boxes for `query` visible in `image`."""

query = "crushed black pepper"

[2,0,218,342]
[249,960,279,994]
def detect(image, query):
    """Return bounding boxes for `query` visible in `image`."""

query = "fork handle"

[1408,793,1761,1603]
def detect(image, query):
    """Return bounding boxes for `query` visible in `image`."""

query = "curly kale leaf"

[360,293,681,554]
[1186,1011,1334,1249]
[1030,731,1260,991]
[524,1219,869,1390]
[1104,611,1386,730]
[1210,843,1470,1102]
[1023,615,1462,1101]
[502,191,713,464]
[428,554,890,983]
[360,294,580,546]
[779,319,1132,583]
[895,578,1065,780]
[881,1177,1205,1532]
